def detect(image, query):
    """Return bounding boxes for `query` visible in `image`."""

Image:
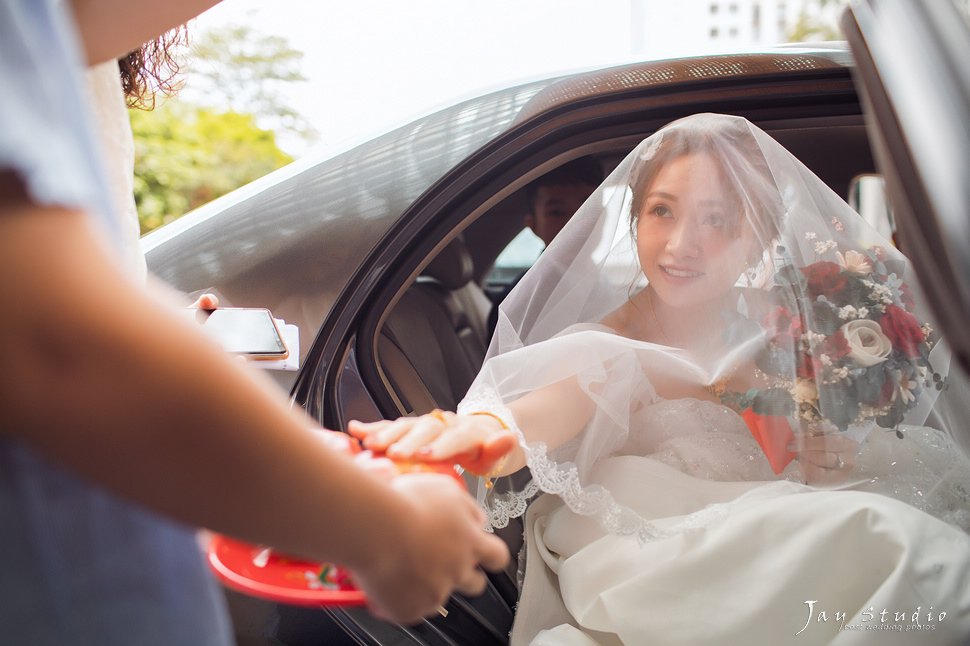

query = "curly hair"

[118,25,189,110]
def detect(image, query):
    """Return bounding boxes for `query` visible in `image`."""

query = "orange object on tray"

[740,408,796,475]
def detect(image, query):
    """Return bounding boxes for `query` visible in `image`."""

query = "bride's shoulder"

[555,321,621,337]
[599,301,637,337]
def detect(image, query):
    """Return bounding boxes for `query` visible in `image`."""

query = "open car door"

[841,0,970,376]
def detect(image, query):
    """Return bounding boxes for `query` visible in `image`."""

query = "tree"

[130,102,292,234]
[130,24,309,233]
[181,24,317,146]
[786,0,847,42]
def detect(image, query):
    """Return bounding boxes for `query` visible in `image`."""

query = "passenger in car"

[352,114,970,644]
[0,2,508,642]
[487,157,602,337]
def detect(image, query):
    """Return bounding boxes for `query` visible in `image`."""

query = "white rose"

[841,319,892,367]
[791,378,818,404]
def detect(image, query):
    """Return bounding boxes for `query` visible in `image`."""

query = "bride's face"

[636,152,752,310]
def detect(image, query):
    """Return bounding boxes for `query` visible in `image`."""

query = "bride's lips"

[658,264,705,283]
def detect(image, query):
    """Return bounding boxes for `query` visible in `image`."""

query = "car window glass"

[848,174,894,241]
[485,228,544,294]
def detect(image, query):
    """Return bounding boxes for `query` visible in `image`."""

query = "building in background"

[630,0,843,60]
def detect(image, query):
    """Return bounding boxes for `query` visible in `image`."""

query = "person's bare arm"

[0,181,507,622]
[70,0,223,64]
[351,375,596,477]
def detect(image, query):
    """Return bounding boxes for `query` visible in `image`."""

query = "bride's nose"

[665,216,702,258]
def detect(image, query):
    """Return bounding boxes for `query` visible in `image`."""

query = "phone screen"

[194,308,288,358]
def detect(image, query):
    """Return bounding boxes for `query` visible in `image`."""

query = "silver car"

[143,1,969,643]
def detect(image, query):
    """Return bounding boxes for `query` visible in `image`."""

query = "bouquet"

[723,236,943,472]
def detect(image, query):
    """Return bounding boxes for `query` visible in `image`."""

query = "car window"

[485,228,544,297]
[848,174,895,241]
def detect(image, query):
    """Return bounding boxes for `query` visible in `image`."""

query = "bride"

[351,114,970,644]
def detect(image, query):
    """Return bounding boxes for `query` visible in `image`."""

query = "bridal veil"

[459,113,970,540]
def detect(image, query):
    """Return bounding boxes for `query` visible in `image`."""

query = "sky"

[189,1,839,158]
[190,0,647,156]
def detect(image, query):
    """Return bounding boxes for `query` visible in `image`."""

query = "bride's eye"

[650,205,672,219]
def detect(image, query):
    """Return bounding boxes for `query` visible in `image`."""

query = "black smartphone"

[188,308,289,360]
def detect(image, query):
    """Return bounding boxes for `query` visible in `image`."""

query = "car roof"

[144,45,860,390]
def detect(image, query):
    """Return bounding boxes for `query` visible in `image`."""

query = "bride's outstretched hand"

[793,432,859,485]
[348,411,518,476]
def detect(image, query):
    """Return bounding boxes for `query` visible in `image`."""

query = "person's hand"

[793,432,859,485]
[348,412,517,476]
[352,473,510,624]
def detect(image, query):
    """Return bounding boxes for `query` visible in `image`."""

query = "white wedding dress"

[509,399,970,645]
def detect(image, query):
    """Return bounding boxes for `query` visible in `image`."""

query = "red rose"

[817,330,850,360]
[879,304,925,358]
[762,306,802,345]
[794,333,850,380]
[801,261,848,297]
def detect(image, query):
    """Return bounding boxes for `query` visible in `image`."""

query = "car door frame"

[842,0,970,374]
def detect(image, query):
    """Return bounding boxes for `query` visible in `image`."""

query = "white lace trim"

[460,387,754,544]
[481,481,540,532]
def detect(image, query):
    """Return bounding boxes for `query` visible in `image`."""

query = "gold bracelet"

[483,456,510,490]
[469,411,510,489]
[469,410,509,430]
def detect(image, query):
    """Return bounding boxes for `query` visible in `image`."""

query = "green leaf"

[817,383,859,431]
[752,388,796,416]
[808,299,841,336]
[131,103,293,234]
[877,406,904,429]
[775,264,803,287]
[856,366,886,405]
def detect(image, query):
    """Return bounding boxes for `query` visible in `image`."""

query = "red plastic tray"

[208,534,366,607]
[206,436,464,607]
